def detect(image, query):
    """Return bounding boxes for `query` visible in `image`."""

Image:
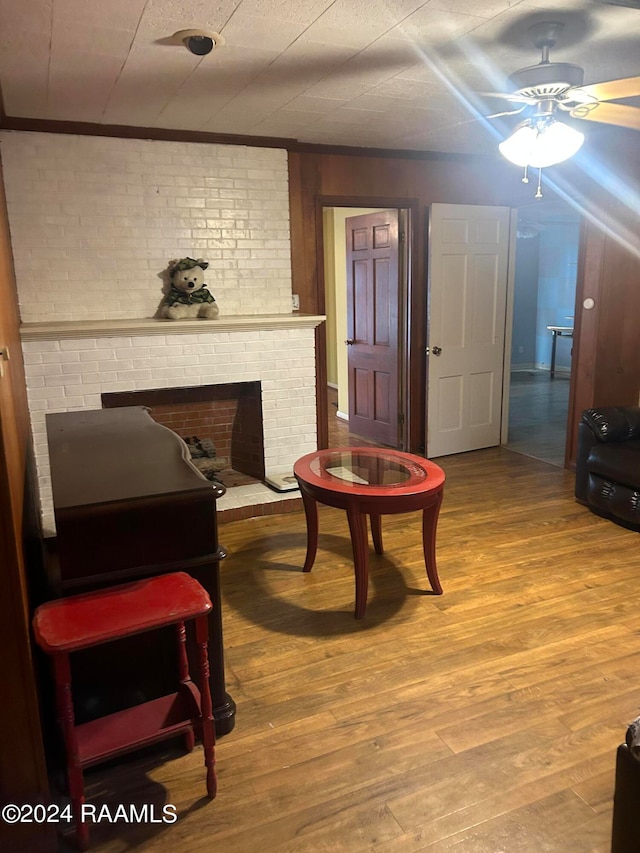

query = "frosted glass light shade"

[528,121,584,167]
[499,120,584,168]
[498,124,538,167]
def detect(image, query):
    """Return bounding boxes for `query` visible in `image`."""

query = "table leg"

[346,505,369,619]
[550,330,557,379]
[53,653,88,850]
[422,491,444,595]
[370,514,384,555]
[300,489,319,573]
[195,615,217,800]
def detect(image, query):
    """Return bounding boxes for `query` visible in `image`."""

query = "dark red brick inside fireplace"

[102,382,265,485]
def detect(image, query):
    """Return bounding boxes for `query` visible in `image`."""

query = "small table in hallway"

[293,448,446,619]
[547,325,574,379]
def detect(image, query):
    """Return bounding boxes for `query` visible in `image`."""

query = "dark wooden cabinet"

[46,406,235,736]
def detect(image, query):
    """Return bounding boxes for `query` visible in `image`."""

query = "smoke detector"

[173,29,224,56]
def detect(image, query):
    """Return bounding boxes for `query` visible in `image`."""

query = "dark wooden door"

[346,210,400,446]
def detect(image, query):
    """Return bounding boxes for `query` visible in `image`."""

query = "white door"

[426,203,512,458]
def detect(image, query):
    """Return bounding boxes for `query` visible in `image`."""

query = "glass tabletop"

[309,449,428,488]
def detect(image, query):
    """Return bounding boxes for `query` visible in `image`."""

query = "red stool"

[33,572,217,849]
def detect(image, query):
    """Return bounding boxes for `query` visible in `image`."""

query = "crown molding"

[0,115,297,151]
[0,115,497,162]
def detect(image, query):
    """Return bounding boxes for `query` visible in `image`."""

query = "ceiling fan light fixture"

[530,119,584,167]
[499,118,584,169]
[498,123,538,167]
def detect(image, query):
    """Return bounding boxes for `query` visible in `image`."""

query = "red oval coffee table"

[293,447,446,619]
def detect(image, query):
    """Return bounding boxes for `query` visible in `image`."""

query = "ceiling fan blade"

[486,106,527,120]
[571,102,640,130]
[478,91,537,104]
[571,76,640,103]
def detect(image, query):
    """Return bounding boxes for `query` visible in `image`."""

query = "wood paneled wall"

[565,128,640,462]
[0,118,635,852]
[0,157,55,853]
[288,131,640,462]
[289,149,558,452]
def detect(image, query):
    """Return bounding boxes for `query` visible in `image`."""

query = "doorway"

[323,205,410,449]
[507,201,580,466]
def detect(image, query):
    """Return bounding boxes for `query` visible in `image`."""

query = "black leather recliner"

[575,406,640,531]
[611,720,640,853]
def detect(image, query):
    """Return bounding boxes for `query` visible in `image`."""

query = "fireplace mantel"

[20,314,325,341]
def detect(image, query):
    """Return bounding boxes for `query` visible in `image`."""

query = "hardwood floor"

[506,370,570,468]
[64,448,638,853]
[329,374,571,467]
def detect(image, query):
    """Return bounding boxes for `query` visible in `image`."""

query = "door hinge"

[398,412,405,425]
[399,231,405,243]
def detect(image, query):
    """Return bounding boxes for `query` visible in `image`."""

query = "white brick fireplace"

[1,132,324,531]
[21,316,322,532]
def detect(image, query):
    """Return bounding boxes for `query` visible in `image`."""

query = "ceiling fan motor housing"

[509,62,585,99]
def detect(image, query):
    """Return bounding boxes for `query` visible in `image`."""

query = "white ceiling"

[1,0,638,153]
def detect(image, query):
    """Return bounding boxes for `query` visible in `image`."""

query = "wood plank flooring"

[506,370,570,468]
[68,448,639,852]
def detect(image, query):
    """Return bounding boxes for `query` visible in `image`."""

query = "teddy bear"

[161,257,219,320]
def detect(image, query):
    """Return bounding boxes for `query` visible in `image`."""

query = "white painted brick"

[23,341,61,353]
[2,132,292,321]
[76,385,104,396]
[96,338,133,350]
[117,369,152,381]
[63,396,89,408]
[60,339,97,351]
[14,155,315,532]
[164,356,193,367]
[150,366,189,378]
[61,360,99,374]
[29,363,63,377]
[117,347,148,359]
[45,374,83,387]
[92,370,119,382]
[148,345,183,358]
[82,395,103,408]
[28,386,62,400]
[31,397,65,411]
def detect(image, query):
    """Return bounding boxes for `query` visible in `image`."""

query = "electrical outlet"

[291,294,300,311]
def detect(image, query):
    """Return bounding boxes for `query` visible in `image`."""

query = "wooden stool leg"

[53,653,88,850]
[176,621,195,753]
[195,615,217,799]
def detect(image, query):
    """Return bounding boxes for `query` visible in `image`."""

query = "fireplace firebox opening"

[102,382,264,490]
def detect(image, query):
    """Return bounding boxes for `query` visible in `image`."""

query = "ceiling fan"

[481,21,640,195]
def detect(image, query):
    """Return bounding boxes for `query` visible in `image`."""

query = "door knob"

[345,339,355,345]
[432,345,442,356]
